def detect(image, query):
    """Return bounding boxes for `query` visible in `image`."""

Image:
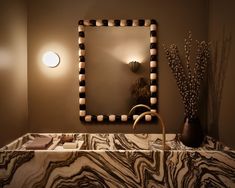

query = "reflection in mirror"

[86,27,149,115]
[78,19,158,123]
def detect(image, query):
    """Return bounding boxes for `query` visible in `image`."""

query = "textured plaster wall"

[1,0,234,149]
[208,0,235,148]
[27,0,208,134]
[0,0,28,147]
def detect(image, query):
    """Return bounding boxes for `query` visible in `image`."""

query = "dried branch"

[164,32,210,118]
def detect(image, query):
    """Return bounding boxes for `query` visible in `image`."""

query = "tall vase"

[180,117,204,147]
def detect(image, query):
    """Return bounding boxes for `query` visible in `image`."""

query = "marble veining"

[0,133,235,188]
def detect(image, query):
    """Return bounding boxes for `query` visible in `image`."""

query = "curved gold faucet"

[133,111,167,150]
[128,104,151,115]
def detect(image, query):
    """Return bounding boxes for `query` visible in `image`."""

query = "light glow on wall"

[0,48,12,69]
[109,40,148,64]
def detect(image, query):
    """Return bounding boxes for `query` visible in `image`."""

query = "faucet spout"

[128,104,151,115]
[133,111,166,150]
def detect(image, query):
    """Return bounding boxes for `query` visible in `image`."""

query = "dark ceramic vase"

[180,117,204,147]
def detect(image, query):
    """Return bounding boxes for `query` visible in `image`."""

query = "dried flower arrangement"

[164,32,210,119]
[131,77,150,105]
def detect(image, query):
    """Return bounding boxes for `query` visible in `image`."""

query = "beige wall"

[0,0,28,147]
[1,0,234,148]
[208,0,235,148]
[27,0,208,133]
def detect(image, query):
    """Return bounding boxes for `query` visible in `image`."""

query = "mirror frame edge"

[78,19,158,123]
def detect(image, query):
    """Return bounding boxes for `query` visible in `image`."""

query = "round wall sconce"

[129,61,140,73]
[42,51,60,68]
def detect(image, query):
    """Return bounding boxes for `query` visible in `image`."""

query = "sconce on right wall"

[129,61,140,72]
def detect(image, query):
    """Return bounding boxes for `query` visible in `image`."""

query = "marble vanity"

[0,133,235,188]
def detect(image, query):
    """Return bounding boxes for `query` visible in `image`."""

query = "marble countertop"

[1,133,233,152]
[1,133,235,187]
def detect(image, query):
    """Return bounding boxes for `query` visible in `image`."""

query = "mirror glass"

[78,20,157,123]
[86,27,150,115]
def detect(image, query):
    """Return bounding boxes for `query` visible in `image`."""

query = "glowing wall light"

[129,61,140,72]
[42,51,60,68]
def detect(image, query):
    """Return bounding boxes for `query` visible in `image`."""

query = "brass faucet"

[128,104,151,115]
[131,110,167,151]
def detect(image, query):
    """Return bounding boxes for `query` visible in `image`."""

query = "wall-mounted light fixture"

[129,61,140,73]
[42,51,60,68]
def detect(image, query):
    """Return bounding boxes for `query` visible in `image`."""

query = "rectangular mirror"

[78,19,158,123]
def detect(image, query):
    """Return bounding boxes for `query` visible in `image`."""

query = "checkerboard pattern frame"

[78,19,158,123]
